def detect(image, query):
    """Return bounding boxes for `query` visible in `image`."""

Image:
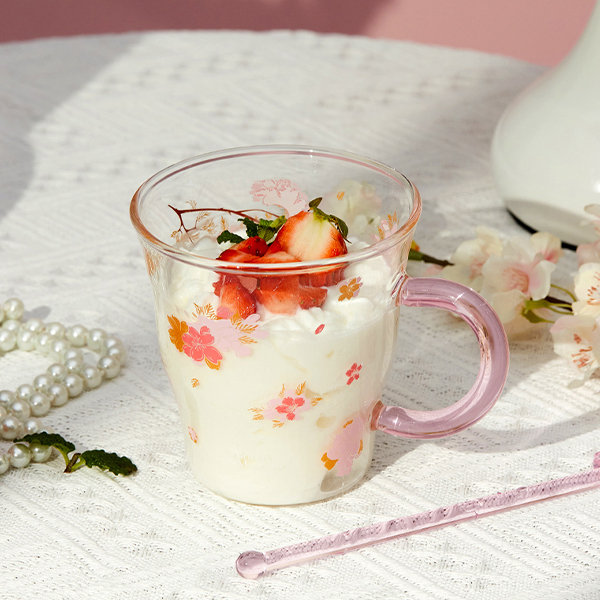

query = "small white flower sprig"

[409,205,600,385]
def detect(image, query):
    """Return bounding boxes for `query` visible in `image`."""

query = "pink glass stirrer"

[236,452,600,579]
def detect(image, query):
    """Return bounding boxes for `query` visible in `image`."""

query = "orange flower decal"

[338,277,363,301]
[321,452,338,471]
[168,315,188,352]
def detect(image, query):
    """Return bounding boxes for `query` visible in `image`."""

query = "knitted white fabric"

[1,30,597,600]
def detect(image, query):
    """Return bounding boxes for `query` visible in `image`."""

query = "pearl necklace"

[0,298,126,474]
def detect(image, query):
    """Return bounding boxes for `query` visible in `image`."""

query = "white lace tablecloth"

[2,30,598,600]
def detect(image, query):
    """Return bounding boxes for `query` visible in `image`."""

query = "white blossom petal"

[576,240,600,266]
[572,262,600,317]
[530,231,563,263]
[551,314,600,380]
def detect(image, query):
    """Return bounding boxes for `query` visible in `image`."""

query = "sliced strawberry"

[217,276,256,319]
[213,236,267,298]
[274,211,347,261]
[272,210,347,287]
[216,236,268,263]
[233,236,269,257]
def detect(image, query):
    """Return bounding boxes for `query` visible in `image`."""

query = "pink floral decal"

[188,426,198,444]
[315,323,325,335]
[250,382,321,428]
[250,179,309,216]
[182,325,223,370]
[167,303,266,371]
[338,277,363,301]
[376,212,400,241]
[346,363,362,385]
[321,414,366,476]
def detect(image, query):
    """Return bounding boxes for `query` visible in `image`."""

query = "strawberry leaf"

[308,197,349,241]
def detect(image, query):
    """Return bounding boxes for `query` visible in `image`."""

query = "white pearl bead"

[98,356,120,379]
[8,398,31,421]
[23,417,43,435]
[64,374,84,398]
[16,329,36,351]
[46,322,66,338]
[66,325,87,347]
[0,390,15,407]
[30,443,52,463]
[35,332,55,354]
[64,357,84,374]
[22,318,45,333]
[3,298,24,321]
[0,453,9,474]
[8,443,31,468]
[0,306,4,324]
[48,383,69,407]
[1,415,23,440]
[33,373,52,393]
[29,392,51,417]
[16,384,34,401]
[87,328,107,352]
[1,319,20,333]
[82,365,103,389]
[47,362,67,382]
[51,339,70,361]
[107,345,127,366]
[0,406,6,420]
[0,329,17,352]
[64,348,83,362]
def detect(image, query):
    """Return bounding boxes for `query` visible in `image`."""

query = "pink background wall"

[1,0,596,65]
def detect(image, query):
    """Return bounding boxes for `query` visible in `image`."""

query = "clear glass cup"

[130,145,509,505]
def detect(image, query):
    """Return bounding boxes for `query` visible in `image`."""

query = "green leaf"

[308,197,350,241]
[18,432,75,463]
[78,449,138,476]
[239,217,259,238]
[216,230,244,244]
[256,216,286,242]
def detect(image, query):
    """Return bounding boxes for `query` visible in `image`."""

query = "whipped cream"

[156,241,400,504]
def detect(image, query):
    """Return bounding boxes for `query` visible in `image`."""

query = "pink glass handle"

[374,277,509,439]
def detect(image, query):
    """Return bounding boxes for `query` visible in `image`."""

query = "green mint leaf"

[216,230,244,244]
[308,197,322,209]
[239,217,259,238]
[256,216,286,242]
[18,431,75,464]
[79,449,138,476]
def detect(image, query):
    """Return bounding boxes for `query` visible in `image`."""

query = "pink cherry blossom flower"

[275,396,305,421]
[191,312,267,359]
[250,179,308,216]
[346,363,362,385]
[572,262,600,318]
[263,387,310,421]
[550,314,600,382]
[321,414,366,476]
[182,325,223,367]
[576,240,600,266]
[440,226,503,290]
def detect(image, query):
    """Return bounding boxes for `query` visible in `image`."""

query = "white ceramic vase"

[491,1,600,246]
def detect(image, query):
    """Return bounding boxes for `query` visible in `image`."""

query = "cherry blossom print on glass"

[321,413,367,476]
[249,382,322,428]
[338,277,363,302]
[250,179,309,216]
[166,303,266,370]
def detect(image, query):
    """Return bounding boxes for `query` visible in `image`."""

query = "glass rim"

[129,144,422,272]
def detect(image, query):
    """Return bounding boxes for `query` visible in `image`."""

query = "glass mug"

[130,146,509,505]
